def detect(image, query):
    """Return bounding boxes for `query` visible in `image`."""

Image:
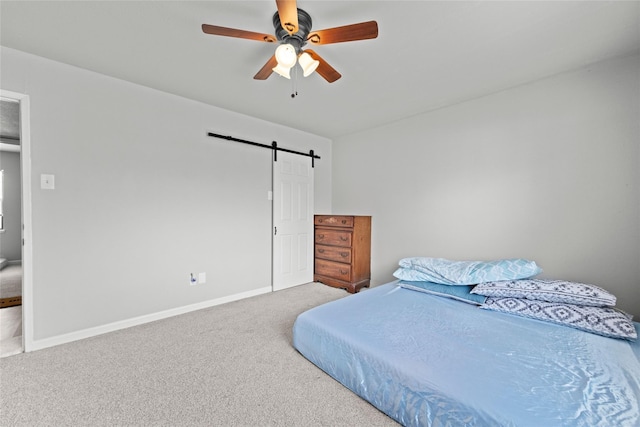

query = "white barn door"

[272,151,314,291]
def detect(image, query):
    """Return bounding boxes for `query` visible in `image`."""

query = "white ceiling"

[1,1,639,139]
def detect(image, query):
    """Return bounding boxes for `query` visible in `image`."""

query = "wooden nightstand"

[314,215,371,293]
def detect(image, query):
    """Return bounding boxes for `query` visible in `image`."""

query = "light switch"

[41,174,55,190]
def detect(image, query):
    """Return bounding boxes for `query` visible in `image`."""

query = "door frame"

[1,89,33,352]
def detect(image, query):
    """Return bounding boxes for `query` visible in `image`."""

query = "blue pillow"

[395,257,542,285]
[400,281,487,305]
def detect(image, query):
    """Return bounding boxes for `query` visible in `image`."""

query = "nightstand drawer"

[315,229,352,247]
[314,215,354,228]
[315,245,352,263]
[315,259,351,282]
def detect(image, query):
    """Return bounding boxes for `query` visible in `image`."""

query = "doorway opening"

[0,91,32,357]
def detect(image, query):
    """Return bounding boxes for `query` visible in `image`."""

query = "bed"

[293,278,640,426]
[0,261,22,308]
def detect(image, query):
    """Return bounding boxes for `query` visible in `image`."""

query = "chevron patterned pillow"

[472,279,616,307]
[482,297,636,340]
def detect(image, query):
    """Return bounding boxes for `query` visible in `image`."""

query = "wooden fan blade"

[305,50,341,83]
[276,0,298,35]
[202,24,276,43]
[307,21,378,45]
[254,55,278,80]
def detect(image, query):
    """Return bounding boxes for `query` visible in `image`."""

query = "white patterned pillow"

[471,279,616,307]
[482,297,637,340]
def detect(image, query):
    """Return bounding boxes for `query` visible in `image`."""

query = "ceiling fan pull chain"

[291,65,298,98]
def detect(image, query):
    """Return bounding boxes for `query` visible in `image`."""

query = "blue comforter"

[293,283,640,426]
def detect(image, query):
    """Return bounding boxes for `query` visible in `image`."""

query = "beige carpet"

[1,282,399,426]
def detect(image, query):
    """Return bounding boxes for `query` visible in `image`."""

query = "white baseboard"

[29,286,272,352]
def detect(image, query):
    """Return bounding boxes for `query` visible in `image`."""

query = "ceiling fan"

[202,0,378,83]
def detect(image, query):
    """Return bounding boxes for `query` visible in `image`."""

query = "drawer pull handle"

[340,252,348,258]
[318,249,325,253]
[340,269,348,275]
[340,236,348,241]
[341,220,347,224]
[318,234,324,239]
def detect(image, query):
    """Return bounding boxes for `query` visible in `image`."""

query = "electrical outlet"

[189,273,197,286]
[198,272,206,284]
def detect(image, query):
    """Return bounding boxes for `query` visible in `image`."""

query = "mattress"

[293,282,640,426]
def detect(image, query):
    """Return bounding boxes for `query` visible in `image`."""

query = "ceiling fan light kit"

[274,43,297,67]
[202,0,378,85]
[272,43,297,78]
[272,62,292,79]
[298,52,319,77]
[272,46,319,79]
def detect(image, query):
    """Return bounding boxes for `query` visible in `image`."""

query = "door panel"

[273,151,314,291]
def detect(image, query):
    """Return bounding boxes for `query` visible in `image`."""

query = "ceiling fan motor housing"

[273,8,312,53]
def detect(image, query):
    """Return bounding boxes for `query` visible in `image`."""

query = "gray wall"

[333,53,640,316]
[0,150,21,260]
[1,46,332,343]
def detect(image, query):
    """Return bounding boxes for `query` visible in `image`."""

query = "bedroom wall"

[332,53,640,316]
[0,46,332,346]
[0,150,22,261]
